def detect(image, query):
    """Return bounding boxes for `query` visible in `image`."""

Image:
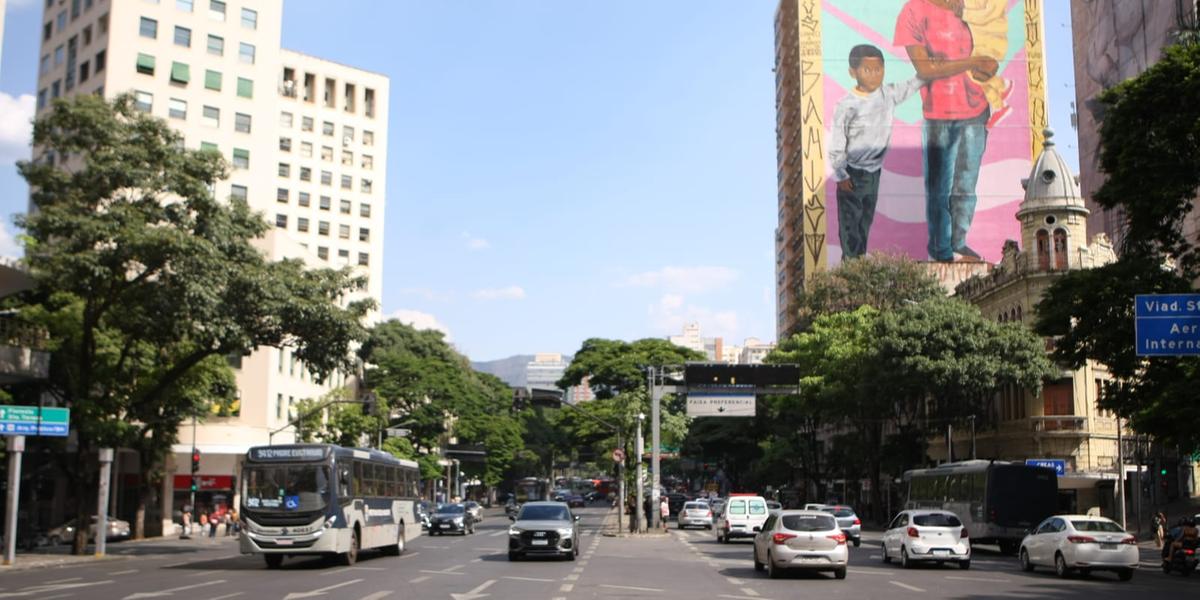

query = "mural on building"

[801,0,1047,266]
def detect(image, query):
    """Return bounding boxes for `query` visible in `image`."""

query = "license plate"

[274,539,294,546]
[1101,543,1118,550]
[933,549,949,555]
[798,557,824,563]
[531,540,549,546]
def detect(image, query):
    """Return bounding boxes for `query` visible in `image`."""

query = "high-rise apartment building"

[31,0,388,533]
[772,0,803,339]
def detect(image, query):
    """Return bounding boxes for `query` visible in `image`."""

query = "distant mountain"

[471,355,535,388]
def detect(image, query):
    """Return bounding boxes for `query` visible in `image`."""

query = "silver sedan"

[753,510,848,579]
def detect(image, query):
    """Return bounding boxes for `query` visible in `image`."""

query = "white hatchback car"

[753,510,848,579]
[717,495,770,543]
[881,510,971,569]
[1018,515,1137,581]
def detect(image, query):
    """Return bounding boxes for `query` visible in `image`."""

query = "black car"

[429,503,475,535]
[508,501,580,561]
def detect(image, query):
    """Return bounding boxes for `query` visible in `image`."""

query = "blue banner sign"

[0,405,70,437]
[1135,294,1200,356]
[1026,458,1066,476]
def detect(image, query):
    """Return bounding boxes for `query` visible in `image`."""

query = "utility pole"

[189,413,197,515]
[95,448,114,556]
[1116,416,1126,529]
[947,423,953,463]
[3,436,24,566]
[969,415,976,460]
[616,429,624,536]
[636,412,645,533]
[650,367,662,531]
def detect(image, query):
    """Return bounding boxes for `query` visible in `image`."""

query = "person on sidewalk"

[180,506,192,539]
[660,497,669,532]
[1155,511,1167,548]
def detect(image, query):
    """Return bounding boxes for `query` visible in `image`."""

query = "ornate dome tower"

[1018,129,1090,271]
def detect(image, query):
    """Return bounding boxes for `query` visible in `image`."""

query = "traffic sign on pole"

[0,405,70,436]
[611,448,625,462]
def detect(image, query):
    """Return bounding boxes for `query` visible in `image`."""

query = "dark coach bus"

[904,460,1058,554]
[239,444,421,568]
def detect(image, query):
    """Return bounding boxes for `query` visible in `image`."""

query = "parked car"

[1019,515,1137,581]
[551,489,572,502]
[717,494,770,543]
[508,501,580,561]
[48,515,131,545]
[881,510,971,569]
[429,503,475,536]
[820,505,862,547]
[564,494,586,508]
[753,510,848,579]
[678,501,714,530]
[464,501,483,522]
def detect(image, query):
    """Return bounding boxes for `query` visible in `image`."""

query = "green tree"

[15,95,371,550]
[795,253,947,332]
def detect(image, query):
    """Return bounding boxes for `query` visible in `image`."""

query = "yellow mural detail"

[1025,0,1048,158]
[798,0,826,277]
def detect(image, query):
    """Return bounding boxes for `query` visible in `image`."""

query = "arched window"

[1053,228,1068,270]
[1036,229,1051,270]
[1017,305,1023,321]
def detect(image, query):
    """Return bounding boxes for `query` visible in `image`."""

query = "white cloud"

[649,294,739,339]
[461,232,490,251]
[618,266,739,294]
[387,309,453,340]
[0,221,22,261]
[472,285,526,301]
[0,92,35,164]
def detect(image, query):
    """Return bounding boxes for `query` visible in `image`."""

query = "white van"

[717,494,770,543]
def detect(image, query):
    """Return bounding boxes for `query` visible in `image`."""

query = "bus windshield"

[243,465,330,512]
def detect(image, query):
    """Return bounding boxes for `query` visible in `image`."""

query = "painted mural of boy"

[828,44,923,260]
[962,0,1013,128]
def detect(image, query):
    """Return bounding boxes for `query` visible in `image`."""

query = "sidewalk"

[2,531,240,571]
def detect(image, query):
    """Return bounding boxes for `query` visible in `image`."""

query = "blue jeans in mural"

[923,108,989,262]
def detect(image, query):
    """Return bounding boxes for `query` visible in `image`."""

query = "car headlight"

[508,527,523,536]
[453,517,464,524]
[557,528,574,537]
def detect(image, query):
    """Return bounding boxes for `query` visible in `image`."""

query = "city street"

[0,506,1188,599]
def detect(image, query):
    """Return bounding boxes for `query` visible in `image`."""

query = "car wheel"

[958,559,970,570]
[834,567,847,580]
[881,541,891,564]
[706,525,712,530]
[340,528,359,566]
[900,546,912,569]
[264,554,283,569]
[565,548,575,562]
[1162,561,1173,575]
[767,551,781,579]
[852,539,860,548]
[1054,552,1069,578]
[753,547,765,572]
[717,531,725,544]
[508,551,519,561]
[1118,568,1134,582]
[1019,547,1034,572]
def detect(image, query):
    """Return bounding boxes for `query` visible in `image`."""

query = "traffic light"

[1160,466,1169,476]
[191,449,201,474]
[190,476,199,493]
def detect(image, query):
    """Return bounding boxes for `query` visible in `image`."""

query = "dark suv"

[507,501,580,561]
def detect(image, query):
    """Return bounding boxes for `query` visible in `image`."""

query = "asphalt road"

[0,507,1192,600]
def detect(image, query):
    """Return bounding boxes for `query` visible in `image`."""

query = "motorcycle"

[1162,532,1199,576]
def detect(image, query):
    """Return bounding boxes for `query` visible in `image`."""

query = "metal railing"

[1030,415,1089,433]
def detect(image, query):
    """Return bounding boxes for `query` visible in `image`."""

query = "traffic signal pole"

[189,413,197,517]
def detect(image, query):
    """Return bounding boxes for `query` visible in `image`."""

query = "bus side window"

[354,461,364,497]
[388,466,398,497]
[339,463,353,497]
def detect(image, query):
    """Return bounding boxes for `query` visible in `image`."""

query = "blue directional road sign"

[1026,458,1066,476]
[0,405,70,437]
[1135,294,1200,356]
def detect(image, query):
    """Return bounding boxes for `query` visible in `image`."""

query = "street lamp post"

[636,412,645,533]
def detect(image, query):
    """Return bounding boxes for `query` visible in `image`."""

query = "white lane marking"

[450,579,494,600]
[563,574,579,581]
[123,580,226,600]
[471,548,494,552]
[599,584,664,593]
[160,561,191,568]
[502,576,554,582]
[572,567,584,573]
[110,570,139,576]
[488,531,506,537]
[357,593,391,600]
[847,568,887,575]
[719,596,774,600]
[345,566,386,571]
[419,570,465,576]
[578,560,588,566]
[559,584,574,593]
[408,576,430,584]
[889,581,926,592]
[741,589,760,597]
[205,594,245,600]
[726,577,743,585]
[280,579,363,600]
[56,579,82,583]
[41,595,73,600]
[945,575,1008,583]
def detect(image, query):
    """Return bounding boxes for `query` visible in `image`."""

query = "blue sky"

[0,1,1079,361]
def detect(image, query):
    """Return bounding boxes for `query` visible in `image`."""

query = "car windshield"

[824,507,855,518]
[1071,520,1124,532]
[782,514,837,531]
[684,503,707,510]
[242,465,329,512]
[913,513,962,527]
[519,505,571,521]
[437,504,465,514]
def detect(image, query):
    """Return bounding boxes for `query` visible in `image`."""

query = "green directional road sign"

[0,405,70,437]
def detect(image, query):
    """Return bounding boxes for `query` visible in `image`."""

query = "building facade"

[952,130,1123,515]
[668,322,723,361]
[772,0,804,338]
[31,0,387,534]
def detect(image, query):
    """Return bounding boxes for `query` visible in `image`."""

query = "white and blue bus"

[904,460,1058,554]
[239,444,422,568]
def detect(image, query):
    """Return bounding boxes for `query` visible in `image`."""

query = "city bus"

[239,444,422,568]
[904,460,1058,554]
[514,477,550,503]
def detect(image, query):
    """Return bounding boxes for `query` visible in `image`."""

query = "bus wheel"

[382,523,404,556]
[264,554,283,569]
[340,528,359,566]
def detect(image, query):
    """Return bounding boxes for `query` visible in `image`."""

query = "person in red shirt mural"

[894,0,999,263]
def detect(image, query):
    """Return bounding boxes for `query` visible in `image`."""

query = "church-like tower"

[1017,129,1091,272]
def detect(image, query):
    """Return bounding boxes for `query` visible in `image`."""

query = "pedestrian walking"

[209,511,218,538]
[659,496,669,532]
[626,495,637,534]
[1155,511,1167,548]
[180,506,192,539]
[223,511,233,536]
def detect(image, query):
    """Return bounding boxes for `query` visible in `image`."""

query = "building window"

[358,227,369,242]
[299,167,311,182]
[362,154,373,170]
[275,214,287,228]
[139,17,157,39]
[1053,228,1068,270]
[234,112,251,134]
[56,11,66,33]
[317,247,328,260]
[98,12,108,34]
[44,21,52,42]
[301,116,313,132]
[276,393,283,419]
[359,203,371,218]
[340,175,352,190]
[94,50,106,72]
[276,187,289,202]
[134,90,153,112]
[357,252,369,267]
[135,52,155,75]
[241,7,257,29]
[169,61,190,85]
[361,179,373,193]
[337,249,350,263]
[209,0,226,21]
[51,80,61,99]
[80,60,90,83]
[320,171,332,186]
[343,84,356,113]
[237,77,253,98]
[322,121,334,136]
[1036,229,1050,271]
[83,25,92,45]
[363,130,374,146]
[339,199,351,214]
[298,192,310,207]
[300,142,312,158]
[278,163,290,178]
[207,34,223,56]
[338,224,350,239]
[319,196,331,210]
[204,69,222,91]
[321,146,333,162]
[168,98,187,119]
[232,148,249,169]
[202,105,219,127]
[177,0,194,12]
[174,25,191,47]
[279,137,292,152]
[37,89,47,111]
[318,221,329,236]
[200,141,218,153]
[297,217,309,232]
[280,111,293,128]
[365,88,376,118]
[238,42,255,65]
[230,184,247,201]
[39,54,50,75]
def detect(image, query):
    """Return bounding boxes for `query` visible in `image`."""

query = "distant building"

[738,338,776,365]
[526,353,593,404]
[668,322,723,361]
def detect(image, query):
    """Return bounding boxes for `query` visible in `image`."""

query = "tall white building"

[32,0,388,533]
[668,322,723,361]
